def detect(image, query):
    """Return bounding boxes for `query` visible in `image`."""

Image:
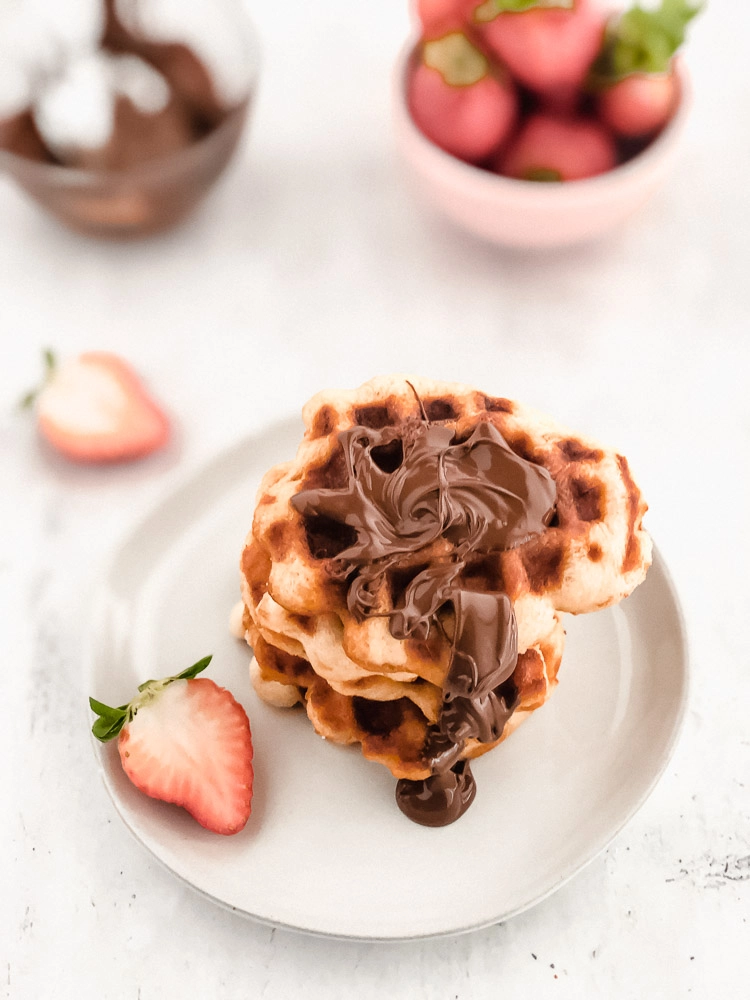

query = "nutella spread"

[291,408,557,826]
[395,759,476,828]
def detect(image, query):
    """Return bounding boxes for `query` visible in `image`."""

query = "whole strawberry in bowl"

[479,0,607,109]
[394,0,701,248]
[594,0,701,137]
[408,33,518,163]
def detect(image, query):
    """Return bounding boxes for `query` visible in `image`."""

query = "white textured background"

[1,0,748,997]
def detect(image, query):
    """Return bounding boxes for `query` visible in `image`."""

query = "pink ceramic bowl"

[393,44,691,249]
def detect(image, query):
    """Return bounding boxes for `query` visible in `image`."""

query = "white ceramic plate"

[86,418,689,941]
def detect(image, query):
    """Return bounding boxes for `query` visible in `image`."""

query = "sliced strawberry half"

[24,350,170,463]
[90,656,254,836]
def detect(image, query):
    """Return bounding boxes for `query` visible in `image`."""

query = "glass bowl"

[0,3,259,238]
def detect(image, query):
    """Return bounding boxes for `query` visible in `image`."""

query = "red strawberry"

[408,33,517,163]
[598,72,679,137]
[90,656,254,836]
[415,0,482,38]
[22,349,170,463]
[480,0,605,103]
[593,0,700,138]
[498,112,617,180]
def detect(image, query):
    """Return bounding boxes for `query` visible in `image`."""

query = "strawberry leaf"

[601,0,702,79]
[89,698,129,742]
[89,697,128,718]
[136,655,212,692]
[19,390,38,410]
[92,716,127,742]
[175,655,213,681]
[18,347,58,411]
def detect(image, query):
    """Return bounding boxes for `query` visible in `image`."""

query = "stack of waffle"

[238,376,651,790]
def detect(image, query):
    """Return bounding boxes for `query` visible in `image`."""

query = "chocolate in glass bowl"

[0,0,259,237]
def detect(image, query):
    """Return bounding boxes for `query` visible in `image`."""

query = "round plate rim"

[84,420,690,942]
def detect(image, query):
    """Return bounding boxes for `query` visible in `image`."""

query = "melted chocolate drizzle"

[291,411,556,826]
[395,759,476,828]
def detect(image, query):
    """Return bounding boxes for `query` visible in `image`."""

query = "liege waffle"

[238,376,651,780]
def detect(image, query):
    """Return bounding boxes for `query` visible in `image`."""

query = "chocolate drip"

[440,590,518,743]
[291,411,557,826]
[396,761,477,828]
[420,729,465,773]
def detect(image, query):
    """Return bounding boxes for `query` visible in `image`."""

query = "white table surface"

[2,0,748,997]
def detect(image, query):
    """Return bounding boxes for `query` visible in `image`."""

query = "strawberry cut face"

[40,360,138,435]
[119,679,254,836]
[36,351,170,463]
